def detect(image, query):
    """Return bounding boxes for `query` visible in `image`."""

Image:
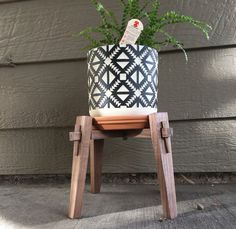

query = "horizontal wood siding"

[0,119,235,174]
[0,0,235,174]
[0,0,235,63]
[0,61,89,129]
[0,48,235,129]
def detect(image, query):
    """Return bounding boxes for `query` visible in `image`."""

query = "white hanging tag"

[120,19,144,45]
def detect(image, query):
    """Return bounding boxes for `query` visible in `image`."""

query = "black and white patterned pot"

[88,44,158,117]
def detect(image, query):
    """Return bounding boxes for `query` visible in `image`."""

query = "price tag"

[120,19,144,45]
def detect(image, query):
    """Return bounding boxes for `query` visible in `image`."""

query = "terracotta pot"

[88,44,158,117]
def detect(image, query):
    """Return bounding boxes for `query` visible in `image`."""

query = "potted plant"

[78,0,211,117]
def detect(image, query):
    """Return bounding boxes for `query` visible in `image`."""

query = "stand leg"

[90,139,104,194]
[68,116,92,219]
[149,113,177,219]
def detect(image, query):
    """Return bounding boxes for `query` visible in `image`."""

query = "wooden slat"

[91,129,151,140]
[102,119,236,173]
[0,0,235,63]
[158,47,236,120]
[149,113,177,219]
[68,116,92,219]
[0,127,73,174]
[0,0,24,3]
[69,127,172,140]
[0,47,235,129]
[159,0,236,50]
[0,119,235,174]
[90,139,104,194]
[0,61,88,129]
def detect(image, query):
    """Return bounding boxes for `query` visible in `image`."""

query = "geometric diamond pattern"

[88,44,158,110]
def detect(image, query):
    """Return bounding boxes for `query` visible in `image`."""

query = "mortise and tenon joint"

[68,112,177,220]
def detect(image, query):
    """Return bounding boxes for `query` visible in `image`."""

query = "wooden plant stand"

[68,112,177,219]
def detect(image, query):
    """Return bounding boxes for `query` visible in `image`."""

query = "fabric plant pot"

[88,44,158,117]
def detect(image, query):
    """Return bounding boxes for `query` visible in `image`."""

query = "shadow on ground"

[0,184,235,229]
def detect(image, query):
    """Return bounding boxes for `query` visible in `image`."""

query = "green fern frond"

[159,29,188,61]
[157,11,212,40]
[77,0,212,61]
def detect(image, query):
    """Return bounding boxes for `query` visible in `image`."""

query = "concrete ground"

[0,183,235,229]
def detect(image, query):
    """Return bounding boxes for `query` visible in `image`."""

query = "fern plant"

[78,0,212,60]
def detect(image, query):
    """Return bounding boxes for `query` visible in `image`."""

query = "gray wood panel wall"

[0,0,235,174]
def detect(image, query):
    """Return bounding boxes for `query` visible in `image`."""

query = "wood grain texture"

[91,129,151,140]
[0,119,235,174]
[0,0,235,175]
[90,139,104,194]
[0,0,26,3]
[102,119,236,173]
[0,0,235,63]
[0,127,73,174]
[149,113,177,219]
[70,113,177,219]
[0,61,88,129]
[158,47,236,120]
[68,116,92,219]
[0,47,235,129]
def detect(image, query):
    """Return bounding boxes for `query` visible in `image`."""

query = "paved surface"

[0,183,235,229]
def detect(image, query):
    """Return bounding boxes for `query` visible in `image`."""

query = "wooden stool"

[68,112,177,219]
